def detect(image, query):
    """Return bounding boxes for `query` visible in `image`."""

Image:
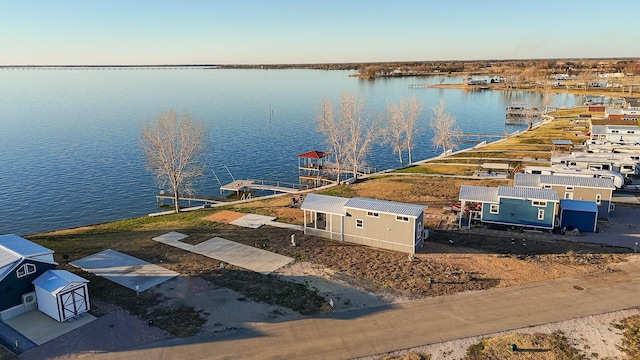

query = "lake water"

[0,69,583,235]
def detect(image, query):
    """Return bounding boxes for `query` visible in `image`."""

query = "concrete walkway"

[152,233,294,275]
[92,255,640,360]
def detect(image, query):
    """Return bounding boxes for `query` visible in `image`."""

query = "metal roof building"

[300,193,349,215]
[514,173,616,189]
[345,197,426,218]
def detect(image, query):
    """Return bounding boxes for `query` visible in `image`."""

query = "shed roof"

[514,173,615,189]
[345,197,426,218]
[497,186,559,202]
[300,193,349,215]
[297,150,331,159]
[560,199,598,212]
[459,185,499,203]
[33,270,89,296]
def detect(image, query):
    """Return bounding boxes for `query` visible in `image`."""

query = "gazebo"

[297,150,333,186]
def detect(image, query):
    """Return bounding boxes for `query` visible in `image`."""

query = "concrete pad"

[70,249,179,292]
[152,231,189,242]
[230,214,277,229]
[192,237,293,274]
[4,310,96,345]
[152,232,193,250]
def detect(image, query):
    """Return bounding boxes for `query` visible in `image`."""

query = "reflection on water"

[0,69,582,235]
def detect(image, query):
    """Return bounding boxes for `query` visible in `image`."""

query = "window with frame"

[16,263,36,278]
[490,204,499,214]
[355,219,363,228]
[396,216,409,222]
[564,192,573,199]
[566,186,574,191]
[538,209,545,220]
[543,185,552,189]
[366,211,379,218]
[532,200,547,207]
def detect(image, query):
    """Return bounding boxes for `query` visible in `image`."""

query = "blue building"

[458,185,559,230]
[0,234,57,311]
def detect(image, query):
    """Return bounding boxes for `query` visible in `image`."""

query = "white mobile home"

[523,165,624,188]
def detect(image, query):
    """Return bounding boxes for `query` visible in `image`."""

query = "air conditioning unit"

[22,292,36,305]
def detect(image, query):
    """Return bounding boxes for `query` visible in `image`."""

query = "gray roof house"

[301,194,427,254]
[514,173,615,217]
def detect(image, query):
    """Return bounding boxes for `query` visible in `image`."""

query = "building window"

[366,211,379,218]
[595,194,602,205]
[16,263,36,278]
[566,186,574,191]
[564,192,573,199]
[532,201,547,207]
[396,216,409,222]
[543,185,552,189]
[355,219,363,228]
[538,209,545,220]
[490,204,499,214]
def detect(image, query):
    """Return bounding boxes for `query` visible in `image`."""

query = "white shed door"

[59,286,88,321]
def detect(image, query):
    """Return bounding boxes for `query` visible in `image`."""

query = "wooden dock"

[156,194,223,204]
[220,179,302,194]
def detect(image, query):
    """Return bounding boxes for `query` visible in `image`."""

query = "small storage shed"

[560,199,598,233]
[32,270,90,322]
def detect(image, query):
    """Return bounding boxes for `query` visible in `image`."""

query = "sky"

[1,0,639,65]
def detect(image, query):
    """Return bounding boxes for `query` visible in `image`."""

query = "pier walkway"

[220,179,302,194]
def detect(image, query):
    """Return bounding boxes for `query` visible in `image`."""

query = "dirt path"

[84,255,640,360]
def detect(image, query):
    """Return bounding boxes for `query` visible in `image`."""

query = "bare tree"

[383,97,423,165]
[430,100,461,155]
[140,110,207,212]
[383,104,406,166]
[340,93,381,179]
[316,93,380,182]
[316,98,346,181]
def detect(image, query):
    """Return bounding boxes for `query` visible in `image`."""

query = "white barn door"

[59,286,88,320]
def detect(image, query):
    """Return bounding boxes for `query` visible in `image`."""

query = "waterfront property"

[514,173,615,217]
[300,194,427,254]
[458,185,559,230]
[0,234,57,312]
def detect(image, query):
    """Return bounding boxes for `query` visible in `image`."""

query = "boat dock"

[220,179,302,194]
[156,194,223,205]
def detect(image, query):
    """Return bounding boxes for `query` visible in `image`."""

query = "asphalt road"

[92,255,640,360]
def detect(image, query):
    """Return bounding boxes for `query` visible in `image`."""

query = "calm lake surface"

[0,69,583,235]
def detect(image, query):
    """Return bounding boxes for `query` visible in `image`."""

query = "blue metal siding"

[0,260,56,311]
[482,198,555,229]
[561,210,597,232]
